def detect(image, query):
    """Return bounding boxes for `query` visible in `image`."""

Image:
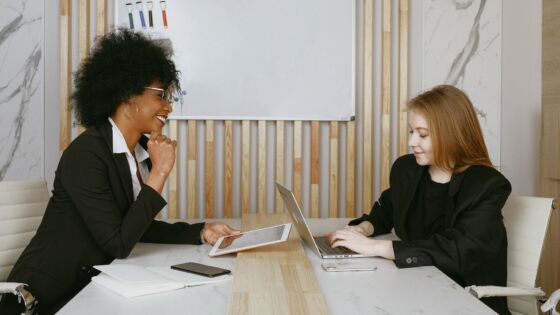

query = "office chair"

[0,180,49,314]
[465,196,559,315]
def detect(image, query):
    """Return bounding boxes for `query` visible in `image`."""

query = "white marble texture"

[0,0,44,181]
[423,0,502,165]
[60,219,495,315]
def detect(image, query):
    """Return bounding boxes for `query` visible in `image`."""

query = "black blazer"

[8,121,204,311]
[350,154,512,315]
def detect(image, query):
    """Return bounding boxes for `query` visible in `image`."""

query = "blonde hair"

[408,85,493,172]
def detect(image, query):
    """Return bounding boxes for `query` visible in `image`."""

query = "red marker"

[160,0,168,28]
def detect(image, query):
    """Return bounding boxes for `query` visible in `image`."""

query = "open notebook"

[92,264,233,298]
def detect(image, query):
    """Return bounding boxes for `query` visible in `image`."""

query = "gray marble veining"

[0,44,41,179]
[452,0,475,11]
[445,0,486,86]
[0,0,43,181]
[0,12,23,46]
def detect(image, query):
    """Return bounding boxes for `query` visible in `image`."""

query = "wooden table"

[229,213,329,314]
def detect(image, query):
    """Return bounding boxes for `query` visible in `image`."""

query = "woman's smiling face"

[129,81,174,134]
[408,108,433,166]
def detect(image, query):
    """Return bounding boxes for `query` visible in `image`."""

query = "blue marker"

[126,3,134,29]
[136,1,146,29]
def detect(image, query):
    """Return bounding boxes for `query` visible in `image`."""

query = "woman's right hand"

[145,131,177,193]
[328,229,395,259]
[324,221,374,242]
[324,221,394,259]
[342,221,374,237]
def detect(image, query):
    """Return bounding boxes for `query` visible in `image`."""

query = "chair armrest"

[541,288,560,315]
[465,285,546,299]
[0,282,38,314]
[0,282,27,295]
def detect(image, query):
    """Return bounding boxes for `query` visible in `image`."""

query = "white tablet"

[208,223,292,257]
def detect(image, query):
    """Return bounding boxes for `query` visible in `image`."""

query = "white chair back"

[502,196,555,315]
[0,180,49,281]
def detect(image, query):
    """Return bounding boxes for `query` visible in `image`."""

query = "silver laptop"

[276,183,365,259]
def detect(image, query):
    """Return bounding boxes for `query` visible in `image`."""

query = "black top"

[406,169,449,239]
[349,154,512,315]
[7,121,205,313]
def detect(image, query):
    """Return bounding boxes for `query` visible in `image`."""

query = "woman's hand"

[327,229,395,259]
[148,131,177,175]
[145,131,177,193]
[344,221,374,236]
[202,222,241,245]
[215,233,242,249]
[323,221,373,246]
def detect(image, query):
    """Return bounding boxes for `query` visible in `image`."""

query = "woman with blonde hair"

[328,85,511,314]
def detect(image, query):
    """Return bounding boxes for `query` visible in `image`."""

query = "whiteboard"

[115,0,356,121]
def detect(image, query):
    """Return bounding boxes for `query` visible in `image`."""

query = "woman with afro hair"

[0,29,239,314]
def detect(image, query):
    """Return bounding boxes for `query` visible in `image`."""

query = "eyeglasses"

[145,86,174,104]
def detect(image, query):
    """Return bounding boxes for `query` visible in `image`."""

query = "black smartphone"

[170,262,231,278]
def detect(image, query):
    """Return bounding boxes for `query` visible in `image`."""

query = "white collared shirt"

[108,118,150,200]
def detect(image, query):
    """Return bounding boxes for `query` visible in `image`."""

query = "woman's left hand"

[202,222,241,245]
[329,229,395,259]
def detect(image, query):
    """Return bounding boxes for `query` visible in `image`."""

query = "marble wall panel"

[0,0,44,181]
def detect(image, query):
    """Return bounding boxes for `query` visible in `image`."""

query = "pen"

[126,2,134,29]
[136,1,146,29]
[147,1,154,28]
[160,0,168,28]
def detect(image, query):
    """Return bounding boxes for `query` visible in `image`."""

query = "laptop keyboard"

[314,236,356,256]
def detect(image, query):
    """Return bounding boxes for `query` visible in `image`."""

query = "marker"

[126,2,134,29]
[147,1,154,28]
[136,1,146,29]
[160,0,168,28]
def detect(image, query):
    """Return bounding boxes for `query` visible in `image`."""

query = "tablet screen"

[209,223,291,256]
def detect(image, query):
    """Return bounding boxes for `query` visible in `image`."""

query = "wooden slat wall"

[61,0,409,220]
[346,121,356,218]
[329,122,338,218]
[77,0,89,135]
[310,121,320,218]
[177,121,188,220]
[381,0,391,191]
[293,121,303,205]
[362,0,374,212]
[224,121,233,218]
[538,0,560,303]
[241,121,250,213]
[205,120,214,218]
[275,121,284,213]
[168,121,178,219]
[538,104,560,302]
[398,0,409,156]
[59,0,72,152]
[95,0,106,37]
[187,121,197,218]
[257,121,266,214]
